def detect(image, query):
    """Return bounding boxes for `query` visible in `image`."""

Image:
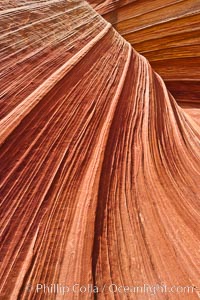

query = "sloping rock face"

[88,0,200,124]
[0,1,199,300]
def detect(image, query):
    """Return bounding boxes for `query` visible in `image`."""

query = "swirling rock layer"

[0,1,200,299]
[88,0,200,124]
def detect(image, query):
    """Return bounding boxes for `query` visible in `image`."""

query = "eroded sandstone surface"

[88,0,200,125]
[0,1,199,299]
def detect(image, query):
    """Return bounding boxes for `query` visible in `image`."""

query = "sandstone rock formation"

[88,0,200,125]
[0,0,199,299]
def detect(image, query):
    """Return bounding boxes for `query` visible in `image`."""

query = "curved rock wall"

[88,0,200,124]
[0,1,199,299]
